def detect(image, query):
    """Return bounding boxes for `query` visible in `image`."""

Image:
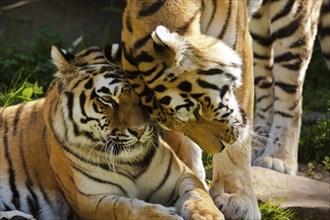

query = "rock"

[251,166,330,219]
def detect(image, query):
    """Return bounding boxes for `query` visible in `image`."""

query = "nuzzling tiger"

[0,46,223,219]
[250,0,330,175]
[113,0,262,219]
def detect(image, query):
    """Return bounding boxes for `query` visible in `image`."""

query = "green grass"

[0,70,43,107]
[299,102,330,164]
[303,39,330,113]
[259,198,296,220]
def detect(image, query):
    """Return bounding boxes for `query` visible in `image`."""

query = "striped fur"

[250,0,329,175]
[118,1,261,219]
[0,46,222,219]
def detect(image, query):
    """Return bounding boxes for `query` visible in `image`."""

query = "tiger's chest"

[60,143,179,205]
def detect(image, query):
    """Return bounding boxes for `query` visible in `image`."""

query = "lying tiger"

[0,46,223,219]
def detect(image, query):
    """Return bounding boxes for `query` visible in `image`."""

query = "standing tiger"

[0,46,223,219]
[116,0,262,219]
[250,0,329,175]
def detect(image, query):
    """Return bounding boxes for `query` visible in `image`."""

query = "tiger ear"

[151,25,201,72]
[151,26,181,59]
[51,46,76,73]
[104,43,122,67]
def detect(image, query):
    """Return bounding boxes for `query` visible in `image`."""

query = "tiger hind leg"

[251,0,322,174]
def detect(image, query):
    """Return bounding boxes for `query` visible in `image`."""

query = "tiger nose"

[127,127,146,138]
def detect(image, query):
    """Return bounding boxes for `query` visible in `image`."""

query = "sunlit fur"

[0,46,223,219]
[118,0,261,219]
[250,0,329,175]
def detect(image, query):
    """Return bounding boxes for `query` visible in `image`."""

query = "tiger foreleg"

[175,173,224,220]
[210,142,261,220]
[76,195,182,220]
[251,0,322,175]
[163,130,206,185]
[249,0,274,162]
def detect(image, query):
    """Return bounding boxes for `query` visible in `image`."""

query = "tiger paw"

[142,204,183,220]
[212,193,261,220]
[253,156,297,175]
[180,198,224,220]
[0,211,36,220]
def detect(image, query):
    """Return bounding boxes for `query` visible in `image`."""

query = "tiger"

[113,0,262,219]
[250,0,329,175]
[0,46,224,219]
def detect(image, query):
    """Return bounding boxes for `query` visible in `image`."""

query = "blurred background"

[0,0,125,92]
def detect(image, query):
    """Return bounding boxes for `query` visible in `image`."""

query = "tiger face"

[111,24,249,153]
[48,46,153,160]
[147,26,247,146]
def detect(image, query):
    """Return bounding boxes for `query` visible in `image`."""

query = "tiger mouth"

[106,142,137,155]
[104,124,158,155]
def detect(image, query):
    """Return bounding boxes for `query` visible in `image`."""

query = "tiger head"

[44,46,155,160]
[110,25,249,154]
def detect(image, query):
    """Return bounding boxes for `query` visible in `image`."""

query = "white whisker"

[87,138,107,162]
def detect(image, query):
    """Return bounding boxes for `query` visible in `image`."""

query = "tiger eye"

[99,96,118,107]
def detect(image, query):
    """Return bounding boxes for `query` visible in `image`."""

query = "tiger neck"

[48,128,161,180]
